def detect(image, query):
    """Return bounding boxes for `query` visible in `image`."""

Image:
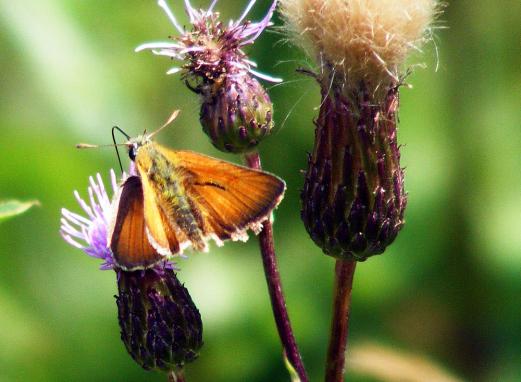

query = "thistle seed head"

[280,0,440,96]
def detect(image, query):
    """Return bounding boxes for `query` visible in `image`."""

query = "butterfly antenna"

[76,143,100,149]
[148,110,181,139]
[112,126,130,174]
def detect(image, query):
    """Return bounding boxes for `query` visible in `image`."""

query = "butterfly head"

[126,133,152,161]
[125,110,181,161]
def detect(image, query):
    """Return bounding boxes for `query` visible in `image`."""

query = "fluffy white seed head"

[280,0,439,89]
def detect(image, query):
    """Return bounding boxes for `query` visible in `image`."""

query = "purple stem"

[245,151,309,382]
[325,259,357,382]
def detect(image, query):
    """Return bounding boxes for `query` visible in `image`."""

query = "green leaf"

[0,200,40,222]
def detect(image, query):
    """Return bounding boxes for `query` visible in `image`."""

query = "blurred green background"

[0,1,520,381]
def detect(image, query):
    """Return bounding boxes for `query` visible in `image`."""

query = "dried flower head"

[280,0,439,92]
[136,0,281,153]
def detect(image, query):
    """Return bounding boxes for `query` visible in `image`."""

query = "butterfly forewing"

[159,148,286,243]
[109,176,163,270]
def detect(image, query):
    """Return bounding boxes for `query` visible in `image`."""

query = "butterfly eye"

[129,145,138,161]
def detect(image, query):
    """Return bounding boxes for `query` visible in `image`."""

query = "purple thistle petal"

[61,232,84,249]
[87,187,102,219]
[184,0,196,22]
[248,68,283,83]
[240,0,278,45]
[62,208,91,227]
[157,0,184,34]
[207,0,218,15]
[73,190,95,220]
[136,0,281,83]
[243,58,258,67]
[236,0,257,26]
[151,49,184,59]
[135,42,185,52]
[99,263,114,271]
[60,223,85,242]
[60,170,117,270]
[110,169,119,192]
[96,173,109,205]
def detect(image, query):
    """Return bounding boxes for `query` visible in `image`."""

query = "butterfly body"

[109,134,285,271]
[135,142,207,252]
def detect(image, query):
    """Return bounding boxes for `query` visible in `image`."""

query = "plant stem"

[244,151,309,382]
[325,259,357,382]
[168,369,185,382]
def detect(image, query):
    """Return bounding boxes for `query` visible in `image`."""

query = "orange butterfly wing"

[138,168,182,255]
[159,148,286,243]
[109,176,163,270]
[135,154,188,256]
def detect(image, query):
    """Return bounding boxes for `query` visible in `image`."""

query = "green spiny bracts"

[116,267,203,372]
[200,75,273,153]
[301,69,407,261]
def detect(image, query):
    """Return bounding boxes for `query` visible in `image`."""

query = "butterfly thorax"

[134,142,207,252]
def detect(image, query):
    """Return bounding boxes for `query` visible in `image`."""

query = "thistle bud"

[136,0,281,153]
[116,268,203,372]
[281,0,440,260]
[301,80,406,260]
[200,74,274,153]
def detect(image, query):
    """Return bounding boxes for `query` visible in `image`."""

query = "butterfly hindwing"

[136,161,192,256]
[138,167,181,256]
[109,176,163,270]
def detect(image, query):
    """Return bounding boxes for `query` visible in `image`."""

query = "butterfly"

[82,111,285,270]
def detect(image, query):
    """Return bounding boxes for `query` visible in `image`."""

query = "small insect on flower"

[60,171,201,374]
[77,111,286,271]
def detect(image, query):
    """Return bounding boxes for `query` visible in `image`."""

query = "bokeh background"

[0,1,520,381]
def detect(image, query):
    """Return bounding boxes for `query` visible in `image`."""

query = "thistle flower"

[60,170,119,270]
[280,0,440,260]
[136,0,281,153]
[60,170,202,374]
